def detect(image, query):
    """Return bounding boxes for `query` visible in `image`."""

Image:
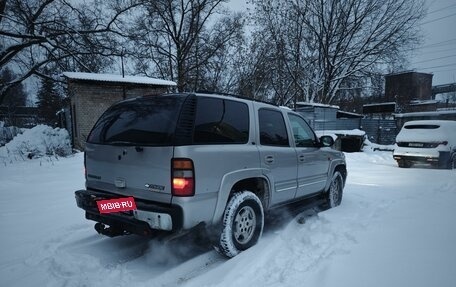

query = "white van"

[393,120,456,168]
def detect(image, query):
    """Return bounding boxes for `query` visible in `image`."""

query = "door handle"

[298,154,305,162]
[265,155,274,164]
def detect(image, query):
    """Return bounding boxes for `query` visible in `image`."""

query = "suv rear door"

[84,95,187,204]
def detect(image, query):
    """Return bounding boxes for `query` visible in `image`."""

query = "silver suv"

[75,93,347,257]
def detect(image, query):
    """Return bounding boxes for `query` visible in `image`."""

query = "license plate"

[409,143,423,147]
[96,197,137,214]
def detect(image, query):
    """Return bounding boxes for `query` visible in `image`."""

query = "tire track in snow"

[181,192,396,287]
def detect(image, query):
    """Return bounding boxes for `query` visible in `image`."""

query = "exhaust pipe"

[94,223,128,237]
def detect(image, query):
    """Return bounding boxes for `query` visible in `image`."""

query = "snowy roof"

[337,110,363,118]
[394,110,456,118]
[62,72,177,86]
[410,100,438,106]
[296,102,340,109]
[363,102,396,107]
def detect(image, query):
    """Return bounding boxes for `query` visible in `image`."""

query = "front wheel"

[326,171,344,208]
[216,191,264,258]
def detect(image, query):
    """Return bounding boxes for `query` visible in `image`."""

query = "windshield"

[87,95,186,146]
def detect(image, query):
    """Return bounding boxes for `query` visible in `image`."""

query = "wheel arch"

[211,169,270,225]
[324,160,347,191]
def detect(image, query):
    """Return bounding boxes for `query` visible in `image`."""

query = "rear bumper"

[393,151,450,165]
[75,189,183,235]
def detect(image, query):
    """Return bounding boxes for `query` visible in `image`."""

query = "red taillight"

[171,158,195,197]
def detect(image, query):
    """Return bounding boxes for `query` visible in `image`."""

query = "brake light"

[171,158,195,196]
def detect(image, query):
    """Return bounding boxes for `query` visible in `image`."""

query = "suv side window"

[193,97,249,144]
[259,109,289,147]
[288,113,317,147]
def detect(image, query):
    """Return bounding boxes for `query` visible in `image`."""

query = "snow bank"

[0,125,72,160]
[363,138,396,152]
[315,129,366,141]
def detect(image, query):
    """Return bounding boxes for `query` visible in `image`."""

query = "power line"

[421,12,456,25]
[400,38,456,52]
[427,3,456,15]
[415,47,456,55]
[417,63,456,70]
[428,68,456,73]
[412,54,456,64]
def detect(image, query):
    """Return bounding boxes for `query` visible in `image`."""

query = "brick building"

[385,71,433,113]
[63,72,177,149]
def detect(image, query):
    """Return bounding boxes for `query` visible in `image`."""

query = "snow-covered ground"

[1,151,455,287]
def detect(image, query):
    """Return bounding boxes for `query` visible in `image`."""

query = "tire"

[398,160,411,168]
[216,191,264,258]
[326,171,344,208]
[449,154,456,170]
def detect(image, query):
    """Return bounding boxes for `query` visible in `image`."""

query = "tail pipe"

[94,223,129,237]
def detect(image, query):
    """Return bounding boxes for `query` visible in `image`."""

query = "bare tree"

[129,0,244,92]
[188,13,245,92]
[250,0,425,105]
[0,0,140,103]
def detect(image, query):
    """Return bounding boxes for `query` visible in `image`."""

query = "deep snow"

[0,151,455,287]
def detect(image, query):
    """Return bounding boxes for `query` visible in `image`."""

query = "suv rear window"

[193,97,249,144]
[87,95,186,146]
[404,125,440,129]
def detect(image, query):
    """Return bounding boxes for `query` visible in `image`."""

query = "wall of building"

[296,107,360,131]
[361,118,397,145]
[69,81,168,150]
[385,72,433,112]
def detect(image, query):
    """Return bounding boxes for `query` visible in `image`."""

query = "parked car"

[75,93,347,257]
[393,120,456,169]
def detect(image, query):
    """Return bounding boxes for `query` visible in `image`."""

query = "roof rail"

[194,90,278,106]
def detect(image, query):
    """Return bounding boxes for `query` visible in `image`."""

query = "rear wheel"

[398,160,412,168]
[449,154,456,169]
[216,191,264,258]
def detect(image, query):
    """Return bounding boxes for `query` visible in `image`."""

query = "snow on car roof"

[397,120,456,143]
[62,72,177,86]
[394,110,456,118]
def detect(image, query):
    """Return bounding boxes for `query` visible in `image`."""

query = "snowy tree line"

[1,0,425,116]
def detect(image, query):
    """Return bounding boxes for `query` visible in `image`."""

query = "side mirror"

[319,135,334,147]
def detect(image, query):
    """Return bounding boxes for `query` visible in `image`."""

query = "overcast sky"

[411,0,456,85]
[227,0,456,86]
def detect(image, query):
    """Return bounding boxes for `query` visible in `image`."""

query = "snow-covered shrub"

[0,125,72,159]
